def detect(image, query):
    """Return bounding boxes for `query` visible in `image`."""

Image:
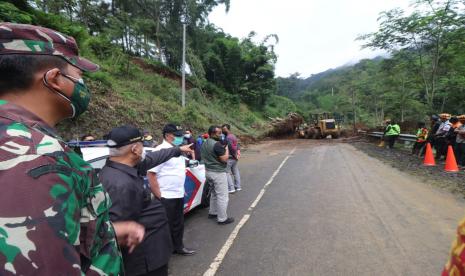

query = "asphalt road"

[169,139,465,276]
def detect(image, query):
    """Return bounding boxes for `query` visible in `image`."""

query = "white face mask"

[141,148,147,161]
[133,145,146,162]
[184,134,192,139]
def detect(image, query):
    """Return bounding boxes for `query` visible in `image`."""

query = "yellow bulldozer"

[301,113,343,139]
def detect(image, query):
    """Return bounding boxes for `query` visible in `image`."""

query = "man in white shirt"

[435,113,452,160]
[147,124,196,256]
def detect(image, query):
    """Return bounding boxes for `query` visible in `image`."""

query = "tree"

[358,0,464,109]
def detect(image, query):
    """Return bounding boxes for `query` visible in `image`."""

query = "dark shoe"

[218,217,235,225]
[208,214,217,219]
[174,248,196,256]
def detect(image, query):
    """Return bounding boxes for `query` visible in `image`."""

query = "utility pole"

[181,23,186,108]
[351,89,356,131]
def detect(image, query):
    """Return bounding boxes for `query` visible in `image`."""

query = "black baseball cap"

[163,124,184,137]
[106,125,144,148]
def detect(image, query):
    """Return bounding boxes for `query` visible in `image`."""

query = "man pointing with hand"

[100,125,194,276]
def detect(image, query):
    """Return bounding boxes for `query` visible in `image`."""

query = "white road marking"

[203,147,296,276]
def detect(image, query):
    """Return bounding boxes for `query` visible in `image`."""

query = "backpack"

[196,136,203,148]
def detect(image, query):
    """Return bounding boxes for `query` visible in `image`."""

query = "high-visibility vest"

[416,128,428,142]
[386,124,400,136]
[393,124,400,135]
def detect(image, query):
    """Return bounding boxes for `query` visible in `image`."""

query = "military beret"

[0,22,99,72]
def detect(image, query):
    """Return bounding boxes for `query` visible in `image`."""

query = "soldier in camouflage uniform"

[0,23,146,275]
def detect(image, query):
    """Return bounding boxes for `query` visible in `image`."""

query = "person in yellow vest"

[412,122,428,156]
[384,119,401,149]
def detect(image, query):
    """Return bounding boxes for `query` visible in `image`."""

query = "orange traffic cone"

[445,145,459,172]
[423,143,436,166]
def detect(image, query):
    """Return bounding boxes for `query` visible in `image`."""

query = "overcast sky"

[208,0,412,78]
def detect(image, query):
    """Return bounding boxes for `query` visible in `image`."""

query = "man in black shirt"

[100,125,194,276]
[429,114,441,150]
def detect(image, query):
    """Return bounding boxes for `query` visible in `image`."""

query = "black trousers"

[435,137,448,159]
[161,198,184,251]
[457,143,465,166]
[385,135,398,149]
[412,141,426,156]
[141,264,168,276]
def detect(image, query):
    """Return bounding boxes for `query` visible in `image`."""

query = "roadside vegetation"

[0,0,298,139]
[277,0,465,129]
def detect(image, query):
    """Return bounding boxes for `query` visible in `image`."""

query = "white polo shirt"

[148,140,186,199]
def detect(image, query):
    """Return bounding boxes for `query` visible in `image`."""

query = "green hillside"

[58,55,267,140]
[277,1,465,128]
[0,0,298,140]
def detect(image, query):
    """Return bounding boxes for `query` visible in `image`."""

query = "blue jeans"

[227,159,241,191]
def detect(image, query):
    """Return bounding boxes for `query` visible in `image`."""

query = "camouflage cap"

[0,22,99,72]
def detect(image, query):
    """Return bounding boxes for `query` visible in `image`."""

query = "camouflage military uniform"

[0,22,122,274]
[0,23,99,71]
[0,102,122,273]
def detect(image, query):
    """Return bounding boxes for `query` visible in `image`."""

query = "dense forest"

[3,0,465,135]
[0,0,296,139]
[277,0,465,128]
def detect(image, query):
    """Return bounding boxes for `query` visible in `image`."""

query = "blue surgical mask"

[173,136,184,146]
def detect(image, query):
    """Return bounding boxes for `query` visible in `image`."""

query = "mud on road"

[351,139,465,198]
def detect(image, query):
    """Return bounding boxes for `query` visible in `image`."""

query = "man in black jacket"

[100,125,193,276]
[428,114,441,151]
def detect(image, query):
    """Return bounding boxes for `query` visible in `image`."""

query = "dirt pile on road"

[352,140,465,197]
[267,113,303,138]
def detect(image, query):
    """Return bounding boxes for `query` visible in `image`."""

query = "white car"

[73,141,210,214]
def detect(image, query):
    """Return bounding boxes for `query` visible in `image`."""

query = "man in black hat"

[148,124,196,256]
[99,125,194,276]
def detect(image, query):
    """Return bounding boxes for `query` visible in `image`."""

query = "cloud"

[209,0,411,77]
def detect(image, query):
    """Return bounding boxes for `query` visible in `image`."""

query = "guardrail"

[358,130,417,143]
